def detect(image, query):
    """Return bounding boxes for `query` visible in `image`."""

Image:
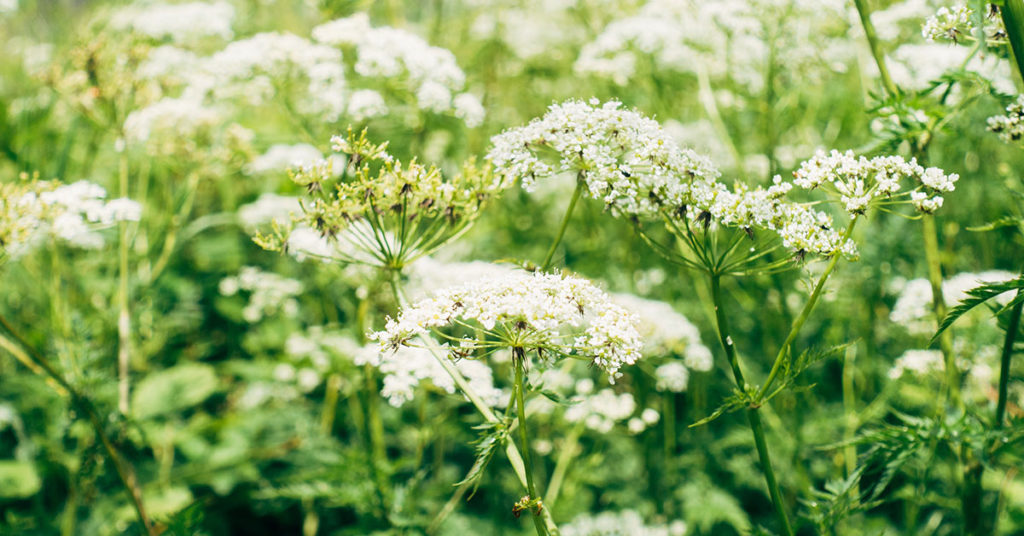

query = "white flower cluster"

[192,32,347,120]
[137,45,200,83]
[886,43,1016,94]
[922,4,1005,43]
[123,96,221,144]
[890,270,1016,335]
[611,293,712,370]
[561,509,687,536]
[4,180,142,253]
[988,95,1024,144]
[793,150,958,215]
[110,1,235,43]
[373,271,644,380]
[654,362,690,393]
[492,99,860,259]
[311,13,484,126]
[888,349,945,379]
[244,144,324,176]
[405,257,517,300]
[488,98,720,218]
[376,345,505,408]
[576,0,848,91]
[237,193,301,228]
[564,387,637,434]
[219,266,303,323]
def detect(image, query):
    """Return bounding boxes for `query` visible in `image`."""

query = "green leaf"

[455,420,510,498]
[931,277,1024,344]
[0,460,42,498]
[967,216,1024,232]
[132,363,220,419]
[689,388,752,427]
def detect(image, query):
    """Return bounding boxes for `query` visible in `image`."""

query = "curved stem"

[853,0,899,97]
[546,420,583,508]
[541,176,584,271]
[514,350,548,536]
[117,149,131,414]
[759,217,858,399]
[996,290,1023,428]
[922,215,960,407]
[708,275,794,536]
[1001,0,1024,85]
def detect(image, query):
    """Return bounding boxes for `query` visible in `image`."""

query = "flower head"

[372,271,643,380]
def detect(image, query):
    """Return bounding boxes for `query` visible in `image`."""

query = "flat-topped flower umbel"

[372,270,643,381]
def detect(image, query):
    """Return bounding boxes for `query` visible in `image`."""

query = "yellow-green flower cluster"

[256,129,508,269]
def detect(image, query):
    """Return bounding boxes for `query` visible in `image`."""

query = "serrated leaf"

[689,388,751,427]
[932,277,1024,344]
[967,216,1024,232]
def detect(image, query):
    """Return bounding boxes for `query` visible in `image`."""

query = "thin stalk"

[514,350,549,536]
[363,365,390,513]
[853,0,899,96]
[922,215,960,406]
[546,420,584,508]
[841,346,858,486]
[0,314,156,536]
[541,176,584,271]
[117,148,131,414]
[1002,0,1024,85]
[759,218,858,399]
[996,289,1023,429]
[708,275,794,536]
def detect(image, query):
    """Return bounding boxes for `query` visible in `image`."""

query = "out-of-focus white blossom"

[111,1,235,43]
[890,270,1016,335]
[311,13,481,124]
[245,144,324,176]
[611,292,712,371]
[562,509,687,536]
[345,89,388,122]
[988,95,1024,144]
[565,388,636,433]
[123,96,221,143]
[219,266,303,323]
[237,194,301,228]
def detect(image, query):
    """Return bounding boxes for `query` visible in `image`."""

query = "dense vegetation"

[2,1,1024,534]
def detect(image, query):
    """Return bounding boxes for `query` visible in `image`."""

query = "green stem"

[853,0,899,97]
[1001,0,1024,85]
[996,290,1023,429]
[546,420,583,508]
[541,176,584,271]
[117,149,131,414]
[514,350,548,536]
[708,275,794,536]
[922,215,960,407]
[759,218,858,399]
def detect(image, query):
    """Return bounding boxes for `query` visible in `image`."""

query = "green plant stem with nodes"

[513,348,548,536]
[1002,0,1024,86]
[709,274,794,536]
[853,0,899,97]
[0,314,157,536]
[996,292,1023,428]
[759,218,859,399]
[117,144,131,414]
[541,174,585,271]
[386,270,560,535]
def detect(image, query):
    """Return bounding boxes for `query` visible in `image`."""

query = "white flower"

[562,509,686,536]
[890,271,1016,335]
[888,349,944,379]
[565,388,636,433]
[220,266,303,323]
[376,344,504,407]
[123,96,221,143]
[345,89,388,122]
[488,98,719,218]
[793,149,958,215]
[453,93,485,128]
[312,14,478,123]
[245,144,324,176]
[195,32,346,120]
[111,1,235,43]
[988,95,1024,144]
[655,362,690,392]
[373,271,644,380]
[237,194,301,228]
